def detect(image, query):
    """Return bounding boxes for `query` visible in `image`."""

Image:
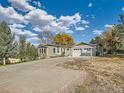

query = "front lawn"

[60,57,124,93]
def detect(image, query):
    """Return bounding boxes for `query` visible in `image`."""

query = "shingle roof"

[38,45,47,48]
[73,44,94,48]
[38,44,72,48]
[38,44,62,48]
[76,42,89,46]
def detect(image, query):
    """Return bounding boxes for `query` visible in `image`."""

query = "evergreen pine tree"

[0,21,16,65]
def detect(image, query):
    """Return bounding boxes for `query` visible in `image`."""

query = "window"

[44,48,46,53]
[40,49,42,53]
[67,48,69,51]
[79,48,82,50]
[42,48,44,54]
[53,48,56,53]
[87,48,91,51]
[57,48,59,53]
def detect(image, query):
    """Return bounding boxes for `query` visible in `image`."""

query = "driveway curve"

[0,57,87,93]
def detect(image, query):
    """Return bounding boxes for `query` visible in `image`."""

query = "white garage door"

[72,49,81,57]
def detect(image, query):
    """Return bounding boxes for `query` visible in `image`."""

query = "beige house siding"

[38,44,96,58]
[47,46,62,57]
[92,48,96,56]
[72,45,96,57]
[64,48,72,56]
[38,48,47,58]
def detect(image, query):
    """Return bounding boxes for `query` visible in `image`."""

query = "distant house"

[38,43,96,58]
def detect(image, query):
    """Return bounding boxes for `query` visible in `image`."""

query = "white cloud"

[27,37,40,42]
[26,36,40,45]
[88,3,92,7]
[82,20,89,24]
[24,30,38,37]
[58,13,81,27]
[85,25,89,28]
[54,26,69,33]
[42,25,55,32]
[9,24,25,28]
[25,11,86,33]
[10,27,38,37]
[33,27,41,32]
[8,0,35,11]
[0,2,90,44]
[0,5,26,24]
[75,27,85,31]
[104,24,113,28]
[55,13,84,33]
[37,2,41,7]
[0,2,88,35]
[10,27,25,36]
[93,30,103,35]
[122,7,124,11]
[32,1,41,8]
[65,30,74,34]
[25,9,56,28]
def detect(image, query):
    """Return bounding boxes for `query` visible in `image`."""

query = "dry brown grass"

[61,57,124,93]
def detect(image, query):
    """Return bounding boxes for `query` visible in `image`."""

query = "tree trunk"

[3,57,6,65]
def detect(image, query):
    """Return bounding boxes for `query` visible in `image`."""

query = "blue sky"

[0,0,124,45]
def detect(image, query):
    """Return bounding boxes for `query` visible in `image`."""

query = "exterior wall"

[38,48,47,58]
[81,48,92,56]
[64,48,71,56]
[38,45,96,58]
[38,46,62,58]
[72,46,96,57]
[47,46,62,57]
[92,48,96,56]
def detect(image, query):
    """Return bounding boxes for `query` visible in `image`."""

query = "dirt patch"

[59,57,124,93]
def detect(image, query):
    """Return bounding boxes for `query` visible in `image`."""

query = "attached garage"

[72,45,96,57]
[72,49,82,57]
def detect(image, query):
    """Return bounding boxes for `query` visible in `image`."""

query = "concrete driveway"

[0,57,87,93]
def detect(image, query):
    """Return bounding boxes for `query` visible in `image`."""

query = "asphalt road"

[0,57,87,93]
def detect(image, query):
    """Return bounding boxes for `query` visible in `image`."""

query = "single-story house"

[38,44,96,58]
[38,44,71,58]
